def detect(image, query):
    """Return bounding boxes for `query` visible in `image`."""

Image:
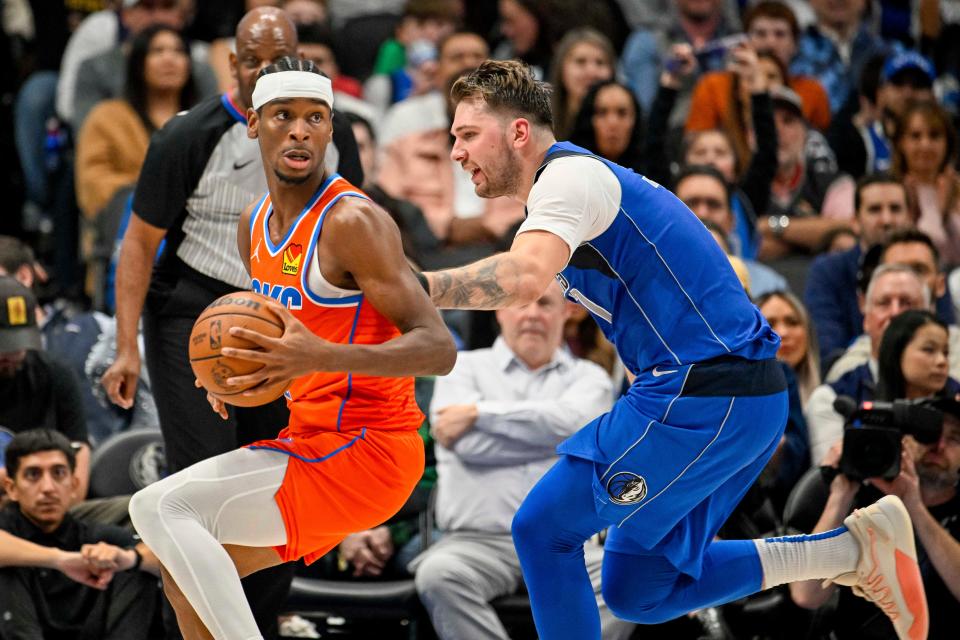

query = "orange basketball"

[189,291,291,407]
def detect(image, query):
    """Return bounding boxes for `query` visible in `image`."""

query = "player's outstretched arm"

[423,231,570,310]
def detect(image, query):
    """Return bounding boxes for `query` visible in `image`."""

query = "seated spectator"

[645,43,777,260]
[805,264,930,463]
[56,0,189,125]
[548,28,615,138]
[829,51,936,180]
[674,165,787,297]
[65,1,216,132]
[76,24,198,223]
[0,277,90,504]
[411,283,633,640]
[757,291,821,404]
[762,85,853,258]
[377,40,524,261]
[892,99,960,267]
[789,311,960,640]
[827,228,960,383]
[492,0,553,79]
[686,42,783,172]
[741,1,831,130]
[0,429,162,640]
[805,173,914,363]
[296,22,363,99]
[364,0,459,115]
[569,80,645,175]
[0,236,158,448]
[619,0,740,126]
[790,0,890,115]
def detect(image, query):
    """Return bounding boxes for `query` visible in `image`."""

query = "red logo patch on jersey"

[282,243,303,276]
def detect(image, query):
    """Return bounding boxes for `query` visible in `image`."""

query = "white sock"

[753,526,860,589]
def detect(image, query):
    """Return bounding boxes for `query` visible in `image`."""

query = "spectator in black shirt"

[0,277,89,505]
[0,429,162,640]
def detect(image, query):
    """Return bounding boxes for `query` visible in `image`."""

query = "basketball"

[189,291,291,407]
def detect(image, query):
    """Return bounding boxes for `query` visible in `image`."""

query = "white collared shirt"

[430,337,614,534]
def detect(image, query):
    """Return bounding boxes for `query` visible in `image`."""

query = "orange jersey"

[247,174,423,434]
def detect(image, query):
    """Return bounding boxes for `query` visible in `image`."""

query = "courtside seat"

[88,429,166,498]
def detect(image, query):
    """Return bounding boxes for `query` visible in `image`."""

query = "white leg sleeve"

[129,447,290,640]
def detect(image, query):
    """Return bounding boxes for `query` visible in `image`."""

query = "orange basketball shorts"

[246,426,424,564]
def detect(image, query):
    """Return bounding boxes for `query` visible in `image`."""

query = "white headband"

[252,70,335,111]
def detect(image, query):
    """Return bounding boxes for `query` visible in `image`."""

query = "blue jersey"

[538,142,780,373]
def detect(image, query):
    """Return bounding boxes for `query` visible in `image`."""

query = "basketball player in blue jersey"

[418,60,929,640]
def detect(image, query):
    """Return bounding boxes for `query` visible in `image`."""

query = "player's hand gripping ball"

[189,291,291,407]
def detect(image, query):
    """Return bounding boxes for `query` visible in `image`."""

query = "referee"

[100,7,359,638]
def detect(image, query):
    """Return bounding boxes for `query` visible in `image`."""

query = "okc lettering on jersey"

[251,278,303,310]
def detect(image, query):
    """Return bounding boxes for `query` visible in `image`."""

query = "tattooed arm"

[424,230,570,309]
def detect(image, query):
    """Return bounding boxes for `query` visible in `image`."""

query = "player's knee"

[511,502,541,550]
[414,555,473,602]
[602,580,674,624]
[128,484,163,540]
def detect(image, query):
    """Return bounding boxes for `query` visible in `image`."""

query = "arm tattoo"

[428,254,525,310]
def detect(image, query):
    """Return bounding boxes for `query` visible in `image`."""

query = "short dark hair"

[854,172,905,214]
[296,22,335,49]
[876,309,947,401]
[0,236,35,276]
[882,227,941,269]
[674,164,732,207]
[743,1,800,40]
[450,59,553,128]
[4,429,76,478]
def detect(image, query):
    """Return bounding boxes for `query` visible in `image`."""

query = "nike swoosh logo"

[233,159,254,170]
[651,367,678,377]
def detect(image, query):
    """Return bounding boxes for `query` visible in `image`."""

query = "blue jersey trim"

[335,299,364,432]
[619,211,731,353]
[248,427,367,463]
[764,526,850,544]
[582,240,683,365]
[220,93,246,123]
[263,175,337,257]
[300,189,368,307]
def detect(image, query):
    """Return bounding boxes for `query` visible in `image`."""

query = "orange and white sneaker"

[830,495,928,640]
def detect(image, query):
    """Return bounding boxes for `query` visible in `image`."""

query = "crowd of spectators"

[1,0,960,639]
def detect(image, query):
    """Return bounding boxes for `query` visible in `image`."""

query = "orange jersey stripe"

[247,175,423,434]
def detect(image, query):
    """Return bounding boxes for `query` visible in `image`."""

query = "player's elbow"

[431,333,457,376]
[514,270,552,306]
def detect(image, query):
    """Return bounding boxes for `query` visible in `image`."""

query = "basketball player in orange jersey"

[127,57,457,640]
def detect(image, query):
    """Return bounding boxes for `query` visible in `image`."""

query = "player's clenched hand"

[220,302,323,391]
[55,550,115,590]
[196,379,228,419]
[431,404,479,448]
[81,542,130,571]
[101,350,140,409]
[339,527,394,577]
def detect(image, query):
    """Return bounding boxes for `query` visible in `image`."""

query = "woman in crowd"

[569,79,643,174]
[686,47,787,178]
[892,100,960,268]
[75,24,196,222]
[757,291,821,405]
[876,309,957,402]
[548,27,615,139]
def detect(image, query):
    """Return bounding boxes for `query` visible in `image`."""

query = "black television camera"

[833,396,944,480]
